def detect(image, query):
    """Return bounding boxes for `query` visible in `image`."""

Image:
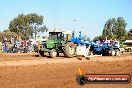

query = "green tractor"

[37,30,75,58]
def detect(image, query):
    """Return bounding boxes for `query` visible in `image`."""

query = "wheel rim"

[53,51,57,57]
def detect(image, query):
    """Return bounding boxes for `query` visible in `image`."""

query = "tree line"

[94,17,132,42]
[0,13,131,42]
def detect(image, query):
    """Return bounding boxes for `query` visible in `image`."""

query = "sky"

[0,0,132,39]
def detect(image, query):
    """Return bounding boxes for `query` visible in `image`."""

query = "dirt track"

[0,53,132,88]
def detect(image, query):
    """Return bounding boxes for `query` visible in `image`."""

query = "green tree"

[93,35,105,42]
[127,29,132,39]
[37,25,48,32]
[0,29,17,42]
[102,18,116,39]
[0,32,3,41]
[9,13,44,39]
[102,17,127,41]
[2,30,17,41]
[116,17,127,40]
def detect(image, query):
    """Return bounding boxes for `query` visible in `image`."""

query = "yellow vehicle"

[123,40,132,52]
[124,46,132,52]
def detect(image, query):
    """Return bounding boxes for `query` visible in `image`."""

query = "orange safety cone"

[78,67,85,75]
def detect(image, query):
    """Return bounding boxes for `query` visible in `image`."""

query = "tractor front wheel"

[115,49,120,56]
[50,49,57,58]
[64,42,75,58]
[110,49,115,56]
[39,50,44,57]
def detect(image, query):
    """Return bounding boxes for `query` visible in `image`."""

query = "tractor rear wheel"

[115,49,120,56]
[50,49,57,58]
[64,42,75,58]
